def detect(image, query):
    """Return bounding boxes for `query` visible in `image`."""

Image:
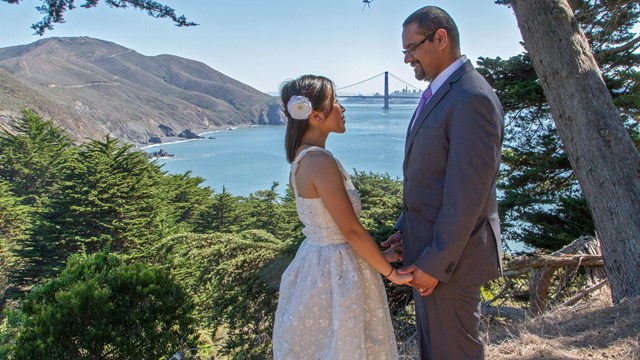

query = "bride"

[272,75,411,359]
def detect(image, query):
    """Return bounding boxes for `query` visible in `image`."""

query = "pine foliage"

[1,0,196,36]
[138,230,286,359]
[36,136,163,255]
[154,171,213,236]
[0,180,31,308]
[0,109,74,207]
[10,250,197,359]
[480,0,639,251]
[0,112,412,358]
[351,171,403,240]
[0,110,73,295]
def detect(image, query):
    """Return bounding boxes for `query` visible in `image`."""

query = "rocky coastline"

[136,123,268,150]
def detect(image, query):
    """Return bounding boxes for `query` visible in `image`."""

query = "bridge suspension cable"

[388,72,422,91]
[335,72,423,92]
[335,72,385,91]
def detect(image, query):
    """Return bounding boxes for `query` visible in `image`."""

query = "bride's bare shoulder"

[299,150,336,168]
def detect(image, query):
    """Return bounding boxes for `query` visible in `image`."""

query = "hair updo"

[281,75,335,163]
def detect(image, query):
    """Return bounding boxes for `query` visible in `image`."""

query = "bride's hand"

[386,269,412,285]
[382,243,402,263]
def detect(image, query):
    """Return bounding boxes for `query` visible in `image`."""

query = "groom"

[384,6,504,359]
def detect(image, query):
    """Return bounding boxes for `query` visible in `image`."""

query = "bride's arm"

[296,152,411,285]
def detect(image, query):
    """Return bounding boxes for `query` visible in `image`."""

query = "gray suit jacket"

[397,60,504,285]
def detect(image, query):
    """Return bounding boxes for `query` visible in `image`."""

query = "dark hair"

[403,6,460,52]
[281,75,335,163]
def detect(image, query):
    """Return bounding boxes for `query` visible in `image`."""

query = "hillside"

[0,37,283,145]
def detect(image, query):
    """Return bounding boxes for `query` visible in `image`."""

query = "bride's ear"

[309,110,324,122]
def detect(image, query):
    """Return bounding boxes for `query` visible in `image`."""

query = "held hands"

[381,230,411,285]
[382,230,403,263]
[382,231,438,295]
[398,264,439,296]
[386,268,412,285]
[382,242,402,263]
[381,230,402,248]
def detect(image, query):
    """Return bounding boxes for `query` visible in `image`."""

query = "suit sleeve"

[394,211,405,231]
[415,92,503,283]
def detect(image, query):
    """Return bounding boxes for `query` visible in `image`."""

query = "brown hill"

[0,37,283,145]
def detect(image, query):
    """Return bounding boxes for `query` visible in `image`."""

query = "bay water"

[144,101,527,252]
[144,102,415,196]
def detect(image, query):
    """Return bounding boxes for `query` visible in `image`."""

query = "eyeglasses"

[402,29,439,56]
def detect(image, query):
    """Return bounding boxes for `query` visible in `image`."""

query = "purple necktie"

[411,85,433,129]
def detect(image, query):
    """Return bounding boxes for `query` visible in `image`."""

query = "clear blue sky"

[0,0,524,94]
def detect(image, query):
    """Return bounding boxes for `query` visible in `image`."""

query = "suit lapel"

[403,61,475,171]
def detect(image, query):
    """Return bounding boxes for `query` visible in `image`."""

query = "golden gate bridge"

[335,71,423,109]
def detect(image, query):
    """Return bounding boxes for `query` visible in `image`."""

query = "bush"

[138,230,286,359]
[10,250,198,359]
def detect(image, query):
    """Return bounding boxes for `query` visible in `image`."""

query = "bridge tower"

[384,71,389,109]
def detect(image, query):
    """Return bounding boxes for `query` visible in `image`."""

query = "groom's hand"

[381,230,402,248]
[382,242,403,263]
[398,265,439,296]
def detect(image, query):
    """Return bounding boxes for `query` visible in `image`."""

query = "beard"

[412,61,431,82]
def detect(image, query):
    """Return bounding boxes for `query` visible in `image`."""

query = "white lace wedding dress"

[273,146,399,360]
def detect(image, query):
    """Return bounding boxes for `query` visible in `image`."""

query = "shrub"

[11,250,198,359]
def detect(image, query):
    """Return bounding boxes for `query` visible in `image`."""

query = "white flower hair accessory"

[287,95,313,120]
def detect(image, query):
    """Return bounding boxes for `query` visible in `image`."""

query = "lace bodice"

[290,146,362,245]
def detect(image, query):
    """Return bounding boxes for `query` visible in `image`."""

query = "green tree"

[0,179,31,309]
[140,230,286,359]
[1,0,196,35]
[351,171,403,241]
[132,172,407,358]
[154,171,213,237]
[0,110,74,292]
[0,109,74,207]
[243,182,289,239]
[497,0,640,301]
[479,0,639,251]
[10,250,197,359]
[0,307,27,359]
[37,136,163,257]
[277,186,304,245]
[194,186,244,234]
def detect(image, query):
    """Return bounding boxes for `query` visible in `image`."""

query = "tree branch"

[559,279,609,308]
[505,254,604,274]
[1,0,196,35]
[596,36,640,59]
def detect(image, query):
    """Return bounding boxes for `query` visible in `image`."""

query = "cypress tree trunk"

[509,0,640,303]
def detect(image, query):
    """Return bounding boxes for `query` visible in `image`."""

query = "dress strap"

[290,146,336,196]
